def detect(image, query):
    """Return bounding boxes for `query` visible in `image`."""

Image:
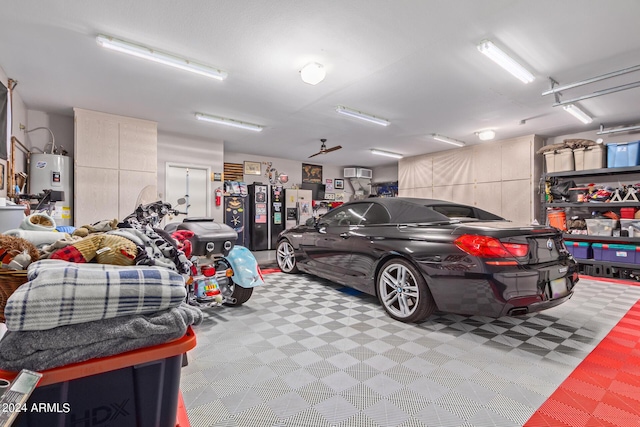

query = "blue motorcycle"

[124,200,264,307]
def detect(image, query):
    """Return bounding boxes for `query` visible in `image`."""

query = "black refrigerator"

[247,184,284,251]
[223,182,250,247]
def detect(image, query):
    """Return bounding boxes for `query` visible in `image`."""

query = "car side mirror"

[305,217,317,227]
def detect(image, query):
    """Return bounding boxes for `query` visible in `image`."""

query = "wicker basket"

[0,270,29,322]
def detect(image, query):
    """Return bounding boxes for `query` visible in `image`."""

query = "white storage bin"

[544,148,575,173]
[574,145,606,171]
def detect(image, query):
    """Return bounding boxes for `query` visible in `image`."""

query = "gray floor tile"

[181,273,640,426]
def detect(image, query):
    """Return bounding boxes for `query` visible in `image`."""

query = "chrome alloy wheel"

[379,262,420,319]
[276,240,298,273]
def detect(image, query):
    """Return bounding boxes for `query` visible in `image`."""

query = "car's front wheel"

[276,240,299,273]
[377,258,435,323]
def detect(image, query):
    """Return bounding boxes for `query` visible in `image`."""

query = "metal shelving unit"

[544,164,640,278]
[563,234,640,244]
[546,201,640,208]
[545,165,640,178]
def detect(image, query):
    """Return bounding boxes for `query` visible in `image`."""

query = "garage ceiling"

[1,0,640,167]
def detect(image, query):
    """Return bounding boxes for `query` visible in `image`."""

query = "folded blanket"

[0,303,203,371]
[3,229,68,248]
[4,260,187,332]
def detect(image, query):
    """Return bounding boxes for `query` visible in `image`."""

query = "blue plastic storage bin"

[564,241,592,259]
[607,141,640,168]
[592,243,640,264]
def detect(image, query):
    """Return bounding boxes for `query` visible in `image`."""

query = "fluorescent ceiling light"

[336,106,390,126]
[431,134,466,147]
[476,130,496,141]
[96,34,228,81]
[300,62,326,85]
[370,149,403,159]
[195,113,263,132]
[477,40,535,84]
[563,104,593,124]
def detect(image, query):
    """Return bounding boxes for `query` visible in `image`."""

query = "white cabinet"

[74,108,157,226]
[398,134,544,224]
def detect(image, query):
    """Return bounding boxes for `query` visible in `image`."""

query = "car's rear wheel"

[377,258,435,323]
[276,240,299,273]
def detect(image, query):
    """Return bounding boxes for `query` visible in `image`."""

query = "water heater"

[29,153,73,226]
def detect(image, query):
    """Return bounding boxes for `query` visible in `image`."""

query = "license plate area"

[547,277,569,299]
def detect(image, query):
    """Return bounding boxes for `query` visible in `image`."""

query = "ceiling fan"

[308,139,342,158]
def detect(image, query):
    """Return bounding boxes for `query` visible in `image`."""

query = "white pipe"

[26,127,56,154]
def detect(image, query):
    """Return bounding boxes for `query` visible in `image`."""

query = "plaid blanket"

[0,303,202,371]
[4,260,187,332]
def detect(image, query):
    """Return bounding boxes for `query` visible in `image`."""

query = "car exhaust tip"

[509,307,529,316]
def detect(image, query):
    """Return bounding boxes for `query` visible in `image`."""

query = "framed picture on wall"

[334,179,344,190]
[244,161,261,175]
[302,163,323,184]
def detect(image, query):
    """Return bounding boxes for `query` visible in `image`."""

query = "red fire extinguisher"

[215,188,222,206]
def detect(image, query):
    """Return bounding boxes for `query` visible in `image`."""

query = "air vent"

[344,167,357,178]
[343,167,372,178]
[357,168,372,179]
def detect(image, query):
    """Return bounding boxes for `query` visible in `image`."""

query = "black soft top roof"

[354,198,458,223]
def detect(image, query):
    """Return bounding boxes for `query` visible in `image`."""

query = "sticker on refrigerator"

[255,203,267,223]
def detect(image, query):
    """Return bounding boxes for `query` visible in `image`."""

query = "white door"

[165,163,211,219]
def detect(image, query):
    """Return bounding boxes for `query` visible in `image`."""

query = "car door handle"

[340,232,350,239]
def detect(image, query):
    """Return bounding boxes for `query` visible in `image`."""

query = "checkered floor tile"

[181,273,640,427]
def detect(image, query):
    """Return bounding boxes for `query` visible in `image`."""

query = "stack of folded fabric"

[0,259,202,371]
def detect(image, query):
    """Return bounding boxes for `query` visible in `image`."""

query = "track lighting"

[370,149,403,159]
[300,62,326,85]
[431,134,466,147]
[477,40,535,84]
[96,34,228,81]
[562,104,593,124]
[335,106,390,127]
[195,113,263,132]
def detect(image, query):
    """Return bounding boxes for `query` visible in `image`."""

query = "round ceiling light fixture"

[476,130,496,141]
[300,62,326,85]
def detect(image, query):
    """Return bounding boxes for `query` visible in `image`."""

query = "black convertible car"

[276,198,578,323]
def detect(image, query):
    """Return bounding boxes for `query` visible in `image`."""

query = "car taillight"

[502,242,529,257]
[454,235,529,258]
